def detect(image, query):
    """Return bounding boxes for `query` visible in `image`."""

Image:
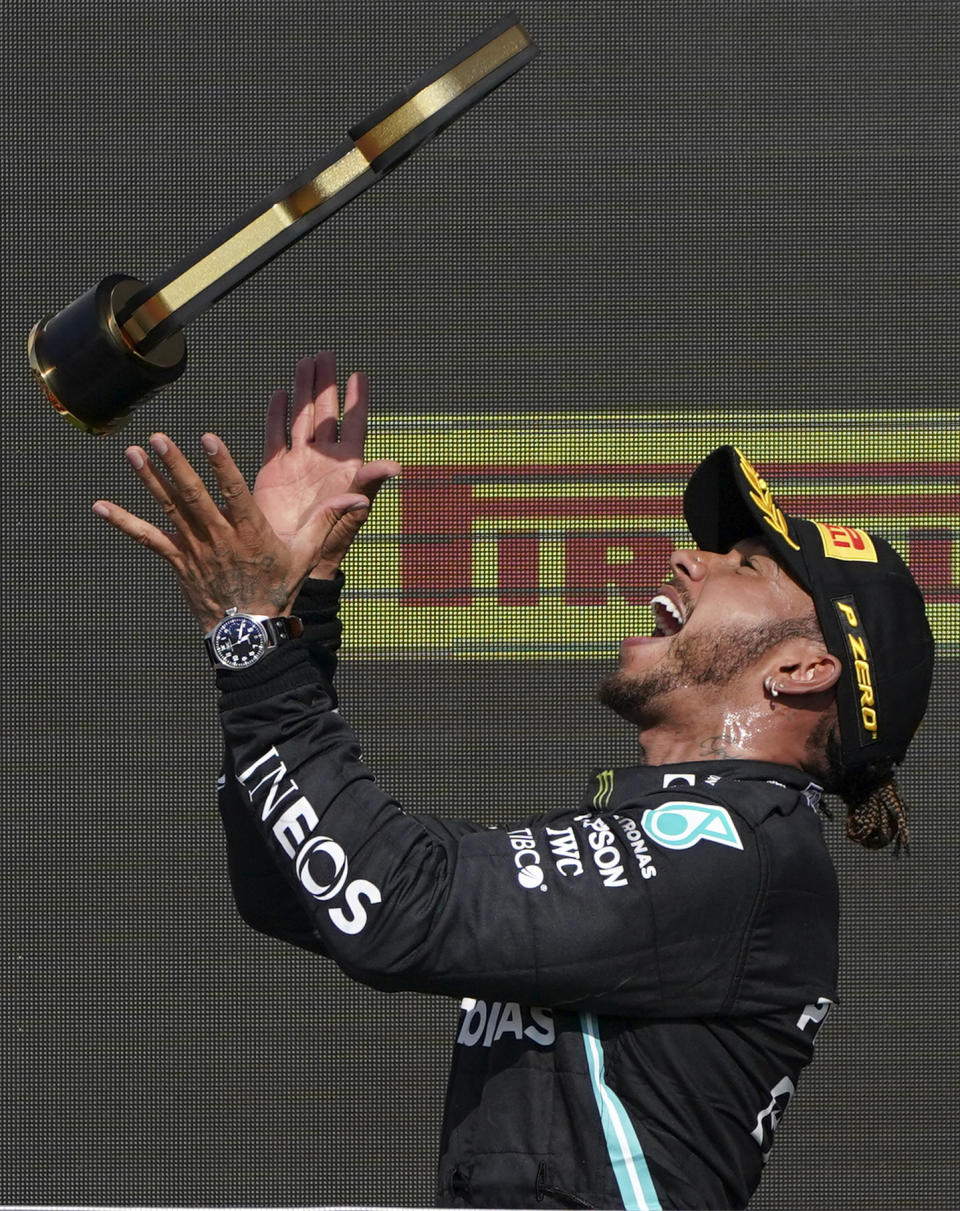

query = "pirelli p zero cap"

[683,445,935,774]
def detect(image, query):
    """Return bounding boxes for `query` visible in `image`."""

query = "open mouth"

[649,590,687,637]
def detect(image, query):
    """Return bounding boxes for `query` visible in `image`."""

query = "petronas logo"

[641,803,744,851]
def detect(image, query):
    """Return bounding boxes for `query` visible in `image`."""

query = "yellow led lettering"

[330,418,956,656]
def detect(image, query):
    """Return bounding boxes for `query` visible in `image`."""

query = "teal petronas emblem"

[641,803,744,851]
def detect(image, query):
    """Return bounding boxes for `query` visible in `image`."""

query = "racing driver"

[94,353,934,1210]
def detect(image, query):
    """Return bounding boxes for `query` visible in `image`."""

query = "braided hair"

[815,728,911,855]
[845,779,910,853]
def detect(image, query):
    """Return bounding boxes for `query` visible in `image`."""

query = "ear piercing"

[764,677,780,698]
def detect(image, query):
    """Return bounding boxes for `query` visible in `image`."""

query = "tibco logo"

[507,827,547,891]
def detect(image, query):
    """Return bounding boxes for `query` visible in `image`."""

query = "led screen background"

[3,1,958,1208]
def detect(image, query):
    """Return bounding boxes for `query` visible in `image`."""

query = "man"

[94,353,934,1210]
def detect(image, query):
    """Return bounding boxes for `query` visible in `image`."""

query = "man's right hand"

[254,352,400,578]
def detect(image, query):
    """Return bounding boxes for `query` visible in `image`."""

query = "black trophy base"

[28,275,187,436]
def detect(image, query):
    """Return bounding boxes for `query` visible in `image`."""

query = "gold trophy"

[29,14,537,436]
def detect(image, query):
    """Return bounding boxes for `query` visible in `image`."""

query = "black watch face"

[212,615,269,668]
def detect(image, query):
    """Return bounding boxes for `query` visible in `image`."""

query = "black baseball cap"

[683,446,935,774]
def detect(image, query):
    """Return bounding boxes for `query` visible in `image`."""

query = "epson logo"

[237,747,382,935]
[573,814,629,888]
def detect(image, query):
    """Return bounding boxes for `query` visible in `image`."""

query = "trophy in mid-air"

[29,13,537,435]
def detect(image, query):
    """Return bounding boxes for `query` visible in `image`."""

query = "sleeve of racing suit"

[216,574,344,949]
[216,604,769,1015]
[217,575,488,954]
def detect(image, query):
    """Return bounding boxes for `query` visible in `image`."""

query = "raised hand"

[254,352,399,573]
[93,431,374,632]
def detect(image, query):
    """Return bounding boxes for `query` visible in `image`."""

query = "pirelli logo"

[835,598,880,743]
[814,522,878,563]
[345,415,959,656]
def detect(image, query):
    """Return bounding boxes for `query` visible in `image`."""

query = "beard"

[596,624,765,730]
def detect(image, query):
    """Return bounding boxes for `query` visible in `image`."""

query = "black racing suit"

[216,576,839,1210]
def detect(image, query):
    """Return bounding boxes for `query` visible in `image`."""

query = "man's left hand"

[93,430,372,631]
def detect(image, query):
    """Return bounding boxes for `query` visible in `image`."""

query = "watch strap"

[263,615,304,645]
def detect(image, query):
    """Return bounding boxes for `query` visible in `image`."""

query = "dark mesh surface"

[3,2,957,1206]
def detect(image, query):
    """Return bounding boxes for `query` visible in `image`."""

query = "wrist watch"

[204,607,304,669]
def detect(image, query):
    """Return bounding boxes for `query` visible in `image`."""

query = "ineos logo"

[238,748,383,936]
[295,835,381,934]
[296,836,350,900]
